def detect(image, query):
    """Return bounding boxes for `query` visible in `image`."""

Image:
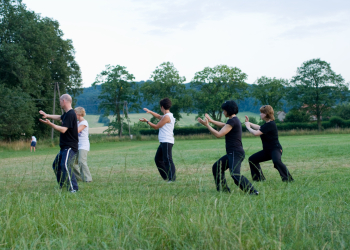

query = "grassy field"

[1,134,349,249]
[85,112,261,134]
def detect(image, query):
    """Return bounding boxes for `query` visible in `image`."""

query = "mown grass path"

[0,134,349,249]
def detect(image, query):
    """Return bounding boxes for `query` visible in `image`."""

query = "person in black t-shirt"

[245,105,294,182]
[39,94,79,192]
[198,100,258,195]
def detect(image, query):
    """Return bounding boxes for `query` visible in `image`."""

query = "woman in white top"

[73,107,93,182]
[30,136,37,152]
[139,98,176,182]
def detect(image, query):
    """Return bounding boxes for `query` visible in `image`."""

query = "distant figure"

[30,136,37,152]
[245,105,294,182]
[39,94,79,193]
[73,107,92,182]
[139,98,176,182]
[198,100,259,195]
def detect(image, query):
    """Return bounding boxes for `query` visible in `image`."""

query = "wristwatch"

[147,120,149,124]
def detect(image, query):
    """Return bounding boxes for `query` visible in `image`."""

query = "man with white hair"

[39,94,79,192]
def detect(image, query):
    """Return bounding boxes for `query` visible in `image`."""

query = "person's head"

[259,105,275,121]
[160,98,172,113]
[221,100,238,117]
[74,107,86,119]
[59,94,72,110]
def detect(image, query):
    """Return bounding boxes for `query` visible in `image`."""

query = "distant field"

[85,112,260,134]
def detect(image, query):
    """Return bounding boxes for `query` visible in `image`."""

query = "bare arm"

[205,114,226,128]
[143,108,162,120]
[39,110,61,121]
[139,115,170,130]
[245,122,263,136]
[198,118,232,138]
[244,115,260,129]
[39,119,68,133]
[78,125,87,133]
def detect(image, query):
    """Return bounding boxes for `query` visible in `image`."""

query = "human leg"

[248,150,271,181]
[229,152,258,193]
[155,144,168,180]
[72,150,82,181]
[212,155,230,192]
[271,149,294,182]
[79,149,92,182]
[160,143,176,181]
[59,148,79,192]
[52,152,62,184]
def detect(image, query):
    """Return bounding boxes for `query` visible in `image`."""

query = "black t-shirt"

[225,117,244,154]
[259,121,282,150]
[60,109,78,152]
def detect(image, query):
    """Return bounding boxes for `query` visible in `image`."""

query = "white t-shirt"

[32,136,36,142]
[77,120,90,151]
[158,113,175,144]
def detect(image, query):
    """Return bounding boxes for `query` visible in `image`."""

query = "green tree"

[251,76,289,110]
[283,109,310,123]
[190,65,248,122]
[140,62,192,122]
[0,85,36,141]
[92,65,139,137]
[0,0,82,137]
[288,59,349,130]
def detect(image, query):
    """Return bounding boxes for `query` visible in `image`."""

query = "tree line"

[0,0,349,140]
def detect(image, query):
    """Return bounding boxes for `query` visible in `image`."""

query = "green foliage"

[0,85,35,141]
[93,65,139,136]
[248,116,258,124]
[0,0,82,137]
[330,103,350,120]
[251,76,289,110]
[140,62,192,121]
[284,109,310,123]
[288,58,349,130]
[98,114,110,126]
[139,126,209,136]
[190,65,248,122]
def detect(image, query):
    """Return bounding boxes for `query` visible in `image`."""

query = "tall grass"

[0,134,349,249]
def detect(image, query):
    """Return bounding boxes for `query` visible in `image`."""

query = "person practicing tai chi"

[139,98,176,182]
[39,94,79,193]
[198,100,259,195]
[73,107,92,182]
[245,105,294,182]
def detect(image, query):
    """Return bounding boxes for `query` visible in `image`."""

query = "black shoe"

[250,191,259,195]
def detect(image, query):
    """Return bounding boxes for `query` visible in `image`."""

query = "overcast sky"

[23,0,350,87]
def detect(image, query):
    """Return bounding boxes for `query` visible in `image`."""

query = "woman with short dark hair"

[139,98,176,182]
[245,105,294,182]
[198,100,258,195]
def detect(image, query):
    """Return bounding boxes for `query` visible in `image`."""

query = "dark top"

[259,121,282,150]
[225,117,244,154]
[60,109,78,152]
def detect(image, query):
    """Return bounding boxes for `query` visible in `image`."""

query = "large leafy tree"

[140,62,192,122]
[288,58,349,130]
[92,65,139,137]
[251,76,289,111]
[0,0,82,138]
[190,65,248,122]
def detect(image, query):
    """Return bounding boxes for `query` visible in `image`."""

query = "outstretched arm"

[205,114,226,128]
[39,119,68,133]
[143,108,162,120]
[245,121,263,136]
[139,115,171,130]
[198,117,232,138]
[245,115,260,130]
[39,110,61,121]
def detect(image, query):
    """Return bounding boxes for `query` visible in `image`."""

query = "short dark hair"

[221,100,239,115]
[160,98,172,110]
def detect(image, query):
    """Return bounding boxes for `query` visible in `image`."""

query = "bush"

[284,109,310,123]
[139,126,210,136]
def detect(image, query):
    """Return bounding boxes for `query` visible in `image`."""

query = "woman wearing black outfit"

[198,101,259,195]
[245,105,294,182]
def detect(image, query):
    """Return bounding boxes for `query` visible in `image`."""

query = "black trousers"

[155,142,176,181]
[212,152,257,193]
[52,148,78,191]
[248,148,294,182]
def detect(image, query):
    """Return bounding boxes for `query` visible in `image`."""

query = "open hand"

[143,108,151,113]
[39,110,48,119]
[39,118,52,126]
[139,118,148,123]
[245,115,249,123]
[204,113,212,123]
[197,117,209,126]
